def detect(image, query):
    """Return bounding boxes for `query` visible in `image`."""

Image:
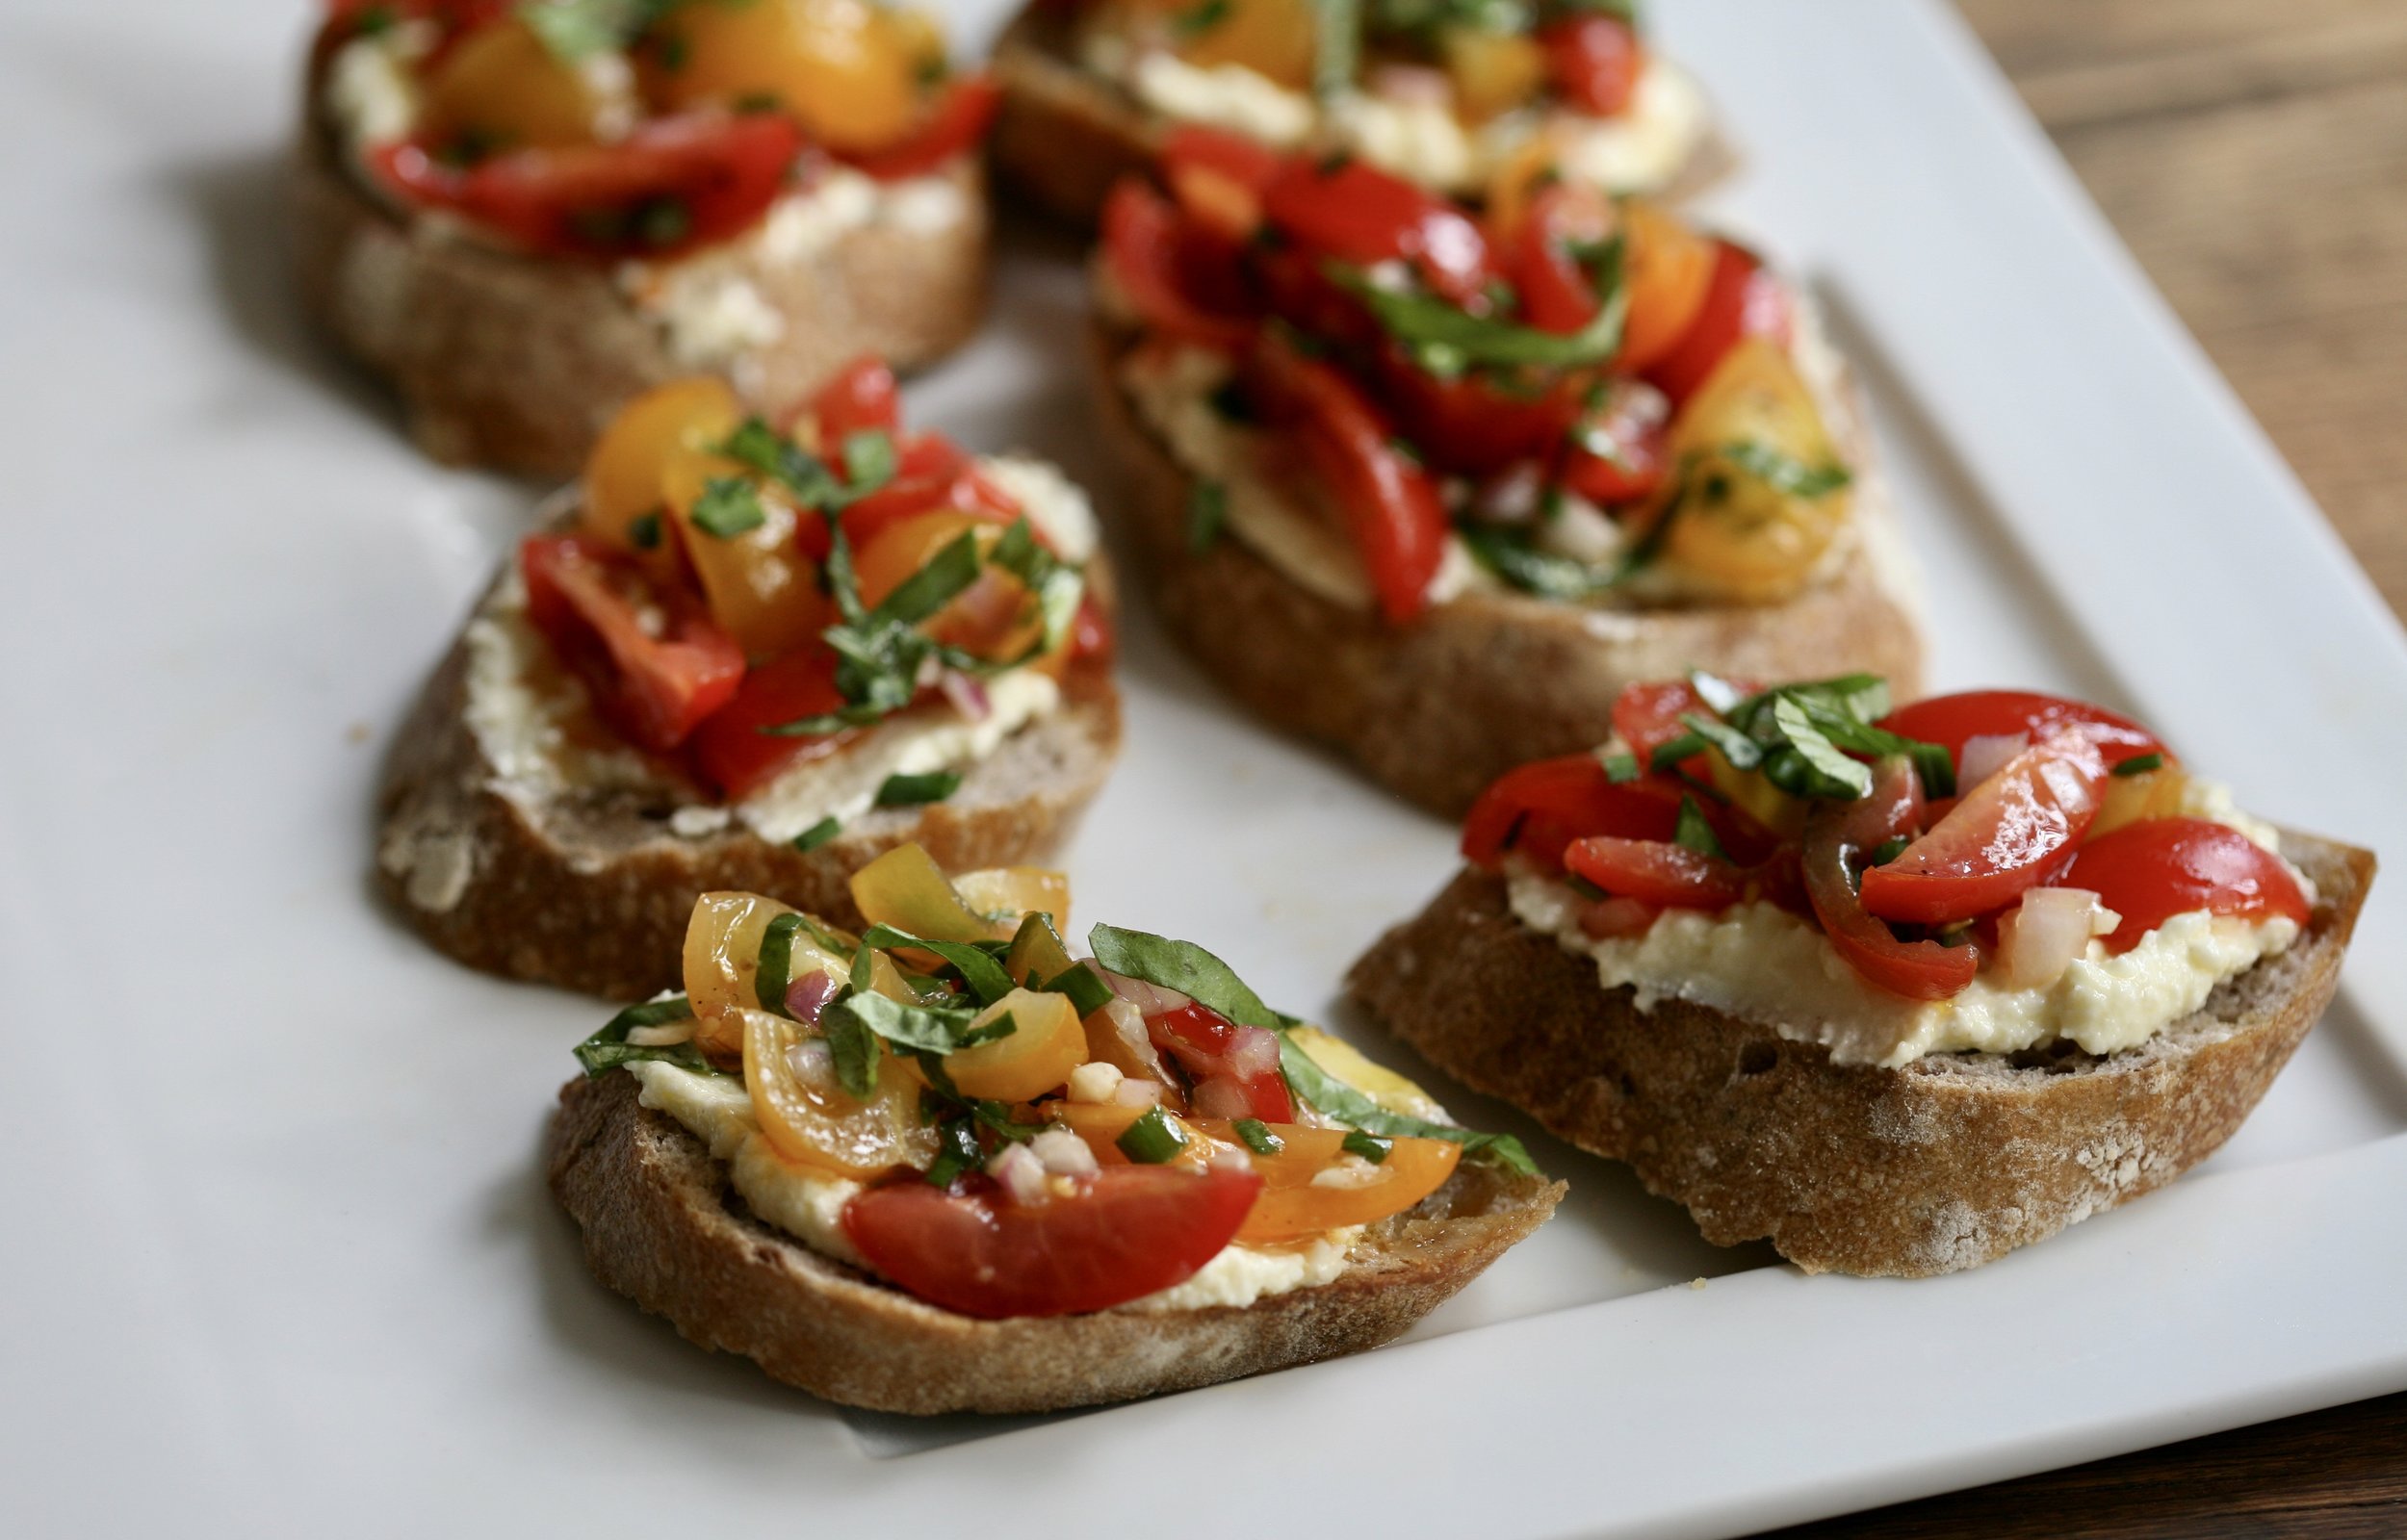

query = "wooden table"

[1763,4,2407,1534]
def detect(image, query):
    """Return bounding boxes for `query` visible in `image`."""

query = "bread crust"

[989,3,1737,229]
[545,1069,1564,1413]
[375,567,1123,1001]
[289,121,990,479]
[1348,832,2376,1277]
[1088,321,1927,817]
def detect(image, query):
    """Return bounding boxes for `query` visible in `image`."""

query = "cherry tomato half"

[809,354,901,445]
[841,1164,1262,1319]
[1101,180,1257,351]
[1260,155,1499,308]
[520,534,746,754]
[687,646,861,800]
[1874,689,2168,774]
[1565,836,1747,911]
[1858,732,2110,927]
[1461,754,1683,871]
[1643,239,1789,407]
[1540,13,1643,116]
[834,73,1001,182]
[1800,757,1979,1000]
[2058,817,2310,953]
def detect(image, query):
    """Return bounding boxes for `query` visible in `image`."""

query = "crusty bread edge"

[545,1070,1565,1414]
[1085,318,1928,817]
[288,114,991,479]
[1347,830,2376,1276]
[989,4,1739,230]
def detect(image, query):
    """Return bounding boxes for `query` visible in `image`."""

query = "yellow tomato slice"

[742,1006,937,1177]
[916,988,1085,1101]
[1001,910,1078,988]
[1208,1122,1460,1243]
[1440,27,1545,123]
[641,0,928,153]
[420,18,613,154]
[1616,200,1718,376]
[2089,765,2191,839]
[682,892,851,1057]
[954,866,1071,937]
[1052,1101,1207,1167]
[582,378,744,554]
[1282,1026,1445,1120]
[1646,339,1851,603]
[1132,0,1316,90]
[660,454,826,659]
[850,844,1006,944]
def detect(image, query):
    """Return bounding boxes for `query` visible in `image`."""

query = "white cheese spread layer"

[626,1062,1356,1308]
[1505,799,2305,1069]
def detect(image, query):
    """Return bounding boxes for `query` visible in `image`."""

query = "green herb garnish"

[689,475,766,539]
[516,0,652,61]
[1870,834,1911,866]
[627,511,662,551]
[572,995,719,1078]
[1722,439,1852,500]
[875,769,964,807]
[1601,752,1641,783]
[1087,924,1281,1030]
[1672,795,1726,860]
[1280,1039,1539,1175]
[856,924,1017,1008]
[1046,962,1116,1018]
[1173,0,1232,35]
[841,428,897,493]
[1234,1118,1284,1155]
[2113,752,2165,777]
[1340,237,1623,379]
[1189,480,1229,553]
[791,815,841,852]
[1340,1130,1392,1164]
[1309,0,1360,97]
[1117,1105,1189,1165]
[925,1116,984,1188]
[755,911,808,1013]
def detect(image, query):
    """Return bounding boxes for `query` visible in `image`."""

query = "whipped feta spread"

[1506,783,2308,1068]
[627,1061,1360,1309]
[456,453,1095,846]
[1090,38,1709,197]
[325,26,433,150]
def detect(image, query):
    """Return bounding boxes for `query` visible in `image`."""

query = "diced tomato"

[1611,679,1734,768]
[1246,332,1448,624]
[519,534,745,754]
[1540,13,1643,116]
[1070,592,1116,661]
[1101,181,1257,351]
[1462,754,1684,870]
[810,355,901,446]
[1147,1003,1295,1123]
[796,432,1016,562]
[1161,124,1281,241]
[374,109,804,261]
[834,73,1001,182]
[1558,380,1669,505]
[1260,156,1499,307]
[1801,757,1980,1000]
[1254,240,1384,351]
[1370,350,1571,476]
[1858,732,2111,926]
[1566,836,1747,911]
[1875,690,2169,774]
[2058,818,2310,953]
[1511,182,1614,335]
[1643,240,1789,407]
[841,1164,1263,1319]
[686,646,862,800]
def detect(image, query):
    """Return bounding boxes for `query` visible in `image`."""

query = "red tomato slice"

[520,534,746,754]
[1260,156,1498,307]
[1558,380,1669,505]
[375,110,804,261]
[1643,240,1789,407]
[810,354,901,445]
[1461,754,1684,870]
[1371,348,1571,476]
[2058,818,2310,953]
[1801,757,1980,1000]
[1858,732,2110,926]
[1101,181,1257,351]
[1566,836,1747,910]
[1511,182,1614,335]
[1070,592,1116,661]
[686,646,863,800]
[834,73,1000,182]
[1255,240,1384,353]
[1147,1003,1296,1123]
[842,1164,1263,1319]
[1247,332,1449,624]
[1610,679,1747,768]
[1875,690,2168,773]
[1540,13,1643,116]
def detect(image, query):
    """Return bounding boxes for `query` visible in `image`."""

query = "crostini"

[1089,140,1923,814]
[547,848,1561,1413]
[1350,675,2375,1276]
[994,0,1728,227]
[295,0,1001,476]
[377,359,1121,1000]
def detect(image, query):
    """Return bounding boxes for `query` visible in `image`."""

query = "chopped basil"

[1234,1118,1284,1156]
[1280,1039,1538,1175]
[857,924,1018,1008]
[791,815,842,852]
[755,911,808,1014]
[824,1009,880,1099]
[634,196,691,250]
[826,989,998,1060]
[1045,961,1116,1018]
[1672,795,1726,860]
[1771,695,1876,798]
[874,768,963,807]
[1601,752,1641,783]
[767,529,987,735]
[689,475,766,539]
[1341,237,1624,379]
[1309,0,1360,96]
[1087,924,1281,1031]
[716,419,841,507]
[1870,834,1911,866]
[1340,1130,1392,1164]
[1117,1106,1189,1165]
[841,428,897,494]
[987,517,1086,660]
[1188,480,1229,553]
[1647,731,1708,772]
[627,511,662,550]
[1174,0,1232,35]
[1457,524,1618,600]
[1676,675,1955,804]
[1680,710,1763,772]
[517,0,652,62]
[925,1116,984,1188]
[1722,439,1852,500]
[2113,752,2165,777]
[572,995,720,1078]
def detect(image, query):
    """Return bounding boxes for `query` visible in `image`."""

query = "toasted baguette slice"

[990,4,1735,229]
[1348,832,2374,1277]
[375,572,1121,1002]
[546,1069,1564,1413]
[289,124,989,479]
[1089,322,1927,817]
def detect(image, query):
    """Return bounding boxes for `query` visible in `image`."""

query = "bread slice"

[375,570,1122,1001]
[1347,831,2375,1277]
[1088,321,1927,818]
[289,121,989,479]
[990,3,1735,229]
[545,1068,1563,1413]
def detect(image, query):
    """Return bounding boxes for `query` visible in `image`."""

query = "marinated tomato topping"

[572,848,1538,1319]
[1462,678,2311,1002]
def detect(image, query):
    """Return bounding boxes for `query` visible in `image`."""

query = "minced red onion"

[785,1037,836,1090]
[785,969,840,1025]
[1028,1127,1100,1178]
[1996,887,2103,989]
[1958,732,2031,790]
[1112,1077,1167,1109]
[1190,1078,1256,1120]
[940,670,992,722]
[1229,1026,1281,1080]
[1101,967,1191,1018]
[1368,62,1451,106]
[988,1142,1049,1205]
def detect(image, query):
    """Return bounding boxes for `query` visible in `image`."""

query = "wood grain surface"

[1758,4,2407,1534]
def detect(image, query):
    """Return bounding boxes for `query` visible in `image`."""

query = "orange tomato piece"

[582,377,744,579]
[1616,200,1718,375]
[1201,1122,1460,1243]
[743,1005,938,1177]
[851,510,1045,662]
[641,0,931,154]
[1150,0,1316,90]
[660,452,825,659]
[914,989,1086,1102]
[419,17,614,154]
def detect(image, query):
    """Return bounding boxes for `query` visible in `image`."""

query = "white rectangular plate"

[2,1,2402,1535]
